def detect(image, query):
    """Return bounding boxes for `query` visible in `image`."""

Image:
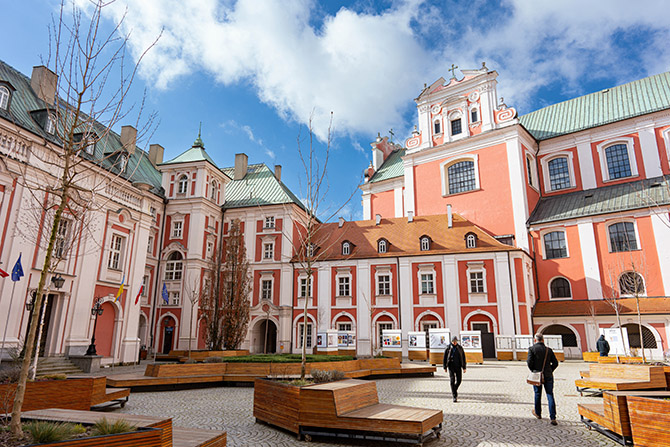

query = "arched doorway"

[96,301,116,357]
[468,314,496,359]
[138,314,148,347]
[161,317,176,354]
[622,323,659,358]
[255,319,277,354]
[541,324,580,359]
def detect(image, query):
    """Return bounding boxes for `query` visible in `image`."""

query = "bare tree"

[220,220,251,350]
[9,0,159,436]
[183,278,200,361]
[201,248,224,350]
[604,269,628,357]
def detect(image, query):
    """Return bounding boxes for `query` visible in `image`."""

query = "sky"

[3,0,670,221]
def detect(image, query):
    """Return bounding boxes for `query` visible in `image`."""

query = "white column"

[577,221,603,299]
[650,212,670,294]
[494,253,515,335]
[508,254,521,335]
[318,265,330,331]
[356,262,371,356]
[505,138,530,251]
[443,257,460,332]
[403,161,416,217]
[361,193,371,221]
[394,185,404,218]
[576,138,597,190]
[398,258,413,357]
[480,83,495,132]
[638,124,663,178]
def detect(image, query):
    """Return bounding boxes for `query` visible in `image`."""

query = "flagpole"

[0,281,18,361]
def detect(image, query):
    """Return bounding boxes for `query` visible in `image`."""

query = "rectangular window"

[299,277,312,298]
[420,273,434,295]
[338,276,350,297]
[609,222,638,252]
[447,160,476,194]
[470,109,478,123]
[299,323,312,348]
[526,156,534,187]
[169,291,180,306]
[142,275,149,297]
[261,280,272,300]
[54,219,70,259]
[108,234,124,270]
[264,216,275,229]
[377,274,391,296]
[469,271,485,293]
[263,242,274,260]
[172,221,183,238]
[543,231,568,259]
[206,241,214,258]
[378,322,393,347]
[338,323,352,332]
[451,119,462,135]
[548,157,571,190]
[147,235,154,255]
[605,144,632,180]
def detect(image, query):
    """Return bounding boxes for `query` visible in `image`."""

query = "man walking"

[443,336,467,402]
[527,333,559,425]
[596,334,610,357]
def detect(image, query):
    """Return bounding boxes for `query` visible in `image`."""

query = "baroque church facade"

[0,59,669,365]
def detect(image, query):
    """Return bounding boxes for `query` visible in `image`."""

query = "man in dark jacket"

[596,334,610,357]
[527,333,559,425]
[443,336,467,402]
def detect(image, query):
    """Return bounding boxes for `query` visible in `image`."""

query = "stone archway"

[253,319,277,354]
[541,324,581,359]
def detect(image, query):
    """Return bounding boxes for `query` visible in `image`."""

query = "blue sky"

[3,0,670,220]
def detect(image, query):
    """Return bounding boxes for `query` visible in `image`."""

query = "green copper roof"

[520,72,670,141]
[369,148,405,183]
[223,163,306,210]
[528,175,670,225]
[161,145,218,166]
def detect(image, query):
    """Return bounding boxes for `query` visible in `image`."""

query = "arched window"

[623,323,657,349]
[550,277,571,299]
[177,175,188,194]
[0,86,10,110]
[45,113,56,134]
[420,236,430,251]
[378,239,388,254]
[210,180,218,200]
[604,144,632,180]
[447,160,476,194]
[547,157,571,191]
[165,251,183,281]
[342,241,351,256]
[608,222,638,252]
[619,271,644,296]
[465,233,477,249]
[543,230,567,259]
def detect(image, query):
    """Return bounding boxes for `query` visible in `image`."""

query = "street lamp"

[51,274,65,289]
[25,291,36,312]
[85,298,104,356]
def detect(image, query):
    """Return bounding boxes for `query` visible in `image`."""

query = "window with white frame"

[420,236,430,251]
[298,323,313,348]
[306,243,315,258]
[433,119,442,135]
[261,279,272,301]
[450,118,462,135]
[169,291,180,306]
[165,251,183,281]
[604,144,632,179]
[299,276,312,298]
[210,180,218,201]
[377,274,391,296]
[54,218,70,259]
[447,160,476,194]
[338,276,351,297]
[141,275,149,297]
[543,231,568,259]
[378,322,393,347]
[147,235,154,255]
[172,220,183,238]
[0,86,9,110]
[526,155,535,188]
[619,271,645,296]
[108,234,124,270]
[118,154,128,172]
[206,240,214,259]
[547,156,572,191]
[177,175,188,194]
[342,241,351,256]
[465,233,477,249]
[263,242,274,260]
[469,271,485,293]
[608,221,638,252]
[338,322,352,332]
[264,216,275,229]
[550,277,571,299]
[470,107,479,123]
[45,113,56,134]
[377,239,388,254]
[420,273,435,295]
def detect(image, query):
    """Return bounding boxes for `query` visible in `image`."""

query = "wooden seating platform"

[575,364,667,396]
[254,379,442,445]
[20,408,226,447]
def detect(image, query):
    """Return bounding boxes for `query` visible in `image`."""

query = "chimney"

[375,214,381,225]
[274,165,282,182]
[338,217,345,228]
[149,144,164,166]
[30,66,57,105]
[120,125,137,154]
[234,153,248,180]
[407,211,414,223]
[447,204,453,228]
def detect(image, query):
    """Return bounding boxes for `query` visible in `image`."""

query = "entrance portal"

[255,319,277,354]
[471,322,495,359]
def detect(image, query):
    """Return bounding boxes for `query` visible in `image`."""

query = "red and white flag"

[135,285,144,305]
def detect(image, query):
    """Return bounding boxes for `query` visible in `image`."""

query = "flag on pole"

[161,283,169,305]
[11,254,23,282]
[134,284,144,305]
[0,268,8,278]
[115,274,125,302]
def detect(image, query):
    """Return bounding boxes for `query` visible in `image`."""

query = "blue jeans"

[533,378,556,420]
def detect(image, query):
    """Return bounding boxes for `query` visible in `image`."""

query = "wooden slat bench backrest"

[589,364,661,381]
[627,395,670,447]
[357,358,401,370]
[603,392,631,437]
[147,363,227,377]
[89,376,108,405]
[0,378,94,412]
[332,381,379,415]
[253,379,301,433]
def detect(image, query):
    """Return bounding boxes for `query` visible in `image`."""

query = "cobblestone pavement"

[113,360,617,447]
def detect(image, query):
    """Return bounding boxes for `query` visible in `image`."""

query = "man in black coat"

[527,333,559,425]
[443,336,467,402]
[596,334,610,357]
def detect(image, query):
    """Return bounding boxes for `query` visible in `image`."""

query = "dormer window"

[118,153,128,172]
[74,133,95,155]
[465,232,478,249]
[433,119,441,134]
[306,243,316,258]
[342,241,351,256]
[177,175,188,195]
[210,180,218,201]
[420,236,431,251]
[45,113,56,134]
[0,86,10,110]
[377,239,388,254]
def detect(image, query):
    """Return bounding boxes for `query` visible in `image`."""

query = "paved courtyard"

[113,361,617,446]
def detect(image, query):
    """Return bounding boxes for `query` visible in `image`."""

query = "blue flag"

[11,254,24,282]
[161,283,169,305]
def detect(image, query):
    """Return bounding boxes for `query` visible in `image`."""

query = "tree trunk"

[300,270,310,380]
[636,296,646,363]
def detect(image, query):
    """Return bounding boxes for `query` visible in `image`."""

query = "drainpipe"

[149,197,167,355]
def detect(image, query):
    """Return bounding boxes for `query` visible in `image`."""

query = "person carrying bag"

[526,333,559,425]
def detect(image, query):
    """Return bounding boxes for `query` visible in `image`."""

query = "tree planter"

[628,395,670,447]
[22,426,161,447]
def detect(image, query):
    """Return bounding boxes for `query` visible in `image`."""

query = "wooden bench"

[254,378,442,445]
[575,364,667,396]
[88,375,130,408]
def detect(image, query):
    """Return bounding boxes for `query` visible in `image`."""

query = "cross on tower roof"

[449,63,459,79]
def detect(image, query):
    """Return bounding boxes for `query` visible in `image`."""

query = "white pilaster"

[393,185,404,218]
[505,137,530,251]
[638,125,663,178]
[403,161,415,217]
[650,212,670,294]
[318,265,330,331]
[494,253,515,335]
[356,262,371,356]
[398,258,413,357]
[443,257,460,332]
[362,193,371,221]
[576,138,597,190]
[577,221,603,299]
